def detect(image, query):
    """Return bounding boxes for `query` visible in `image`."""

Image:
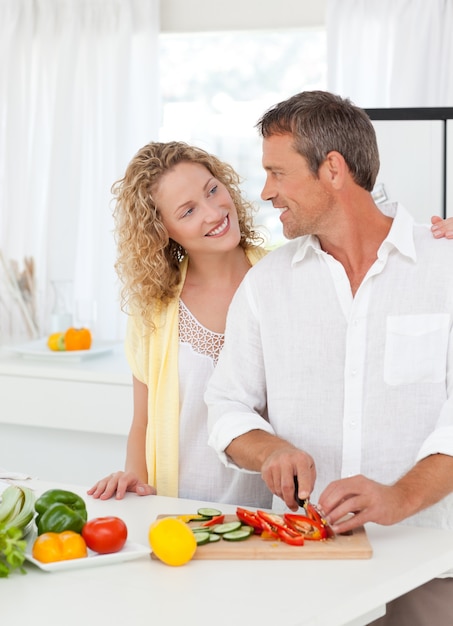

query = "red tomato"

[82,516,128,554]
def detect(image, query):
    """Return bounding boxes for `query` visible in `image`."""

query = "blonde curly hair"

[112,141,263,325]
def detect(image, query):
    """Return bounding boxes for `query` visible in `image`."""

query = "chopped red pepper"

[257,510,304,545]
[236,507,263,534]
[261,531,280,541]
[235,506,333,546]
[256,510,288,531]
[201,514,225,527]
[277,527,304,546]
[302,504,335,539]
[284,513,328,540]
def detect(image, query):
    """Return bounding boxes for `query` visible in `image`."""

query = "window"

[158,29,327,246]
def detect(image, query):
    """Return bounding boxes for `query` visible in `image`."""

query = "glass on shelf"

[49,280,73,333]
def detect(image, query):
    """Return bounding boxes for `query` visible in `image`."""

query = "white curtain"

[0,0,159,343]
[327,0,453,107]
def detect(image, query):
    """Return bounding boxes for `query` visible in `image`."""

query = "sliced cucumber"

[194,531,211,545]
[208,533,221,543]
[222,529,253,542]
[197,507,222,518]
[192,526,213,533]
[209,521,242,535]
[240,525,255,536]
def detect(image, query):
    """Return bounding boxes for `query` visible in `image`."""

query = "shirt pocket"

[384,314,450,386]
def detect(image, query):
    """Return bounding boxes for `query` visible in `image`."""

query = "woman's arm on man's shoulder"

[431,215,453,239]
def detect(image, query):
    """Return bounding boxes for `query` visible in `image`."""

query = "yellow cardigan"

[125,246,267,497]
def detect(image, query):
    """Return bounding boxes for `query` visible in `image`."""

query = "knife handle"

[293,476,308,508]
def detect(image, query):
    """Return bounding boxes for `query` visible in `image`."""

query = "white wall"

[160,0,326,32]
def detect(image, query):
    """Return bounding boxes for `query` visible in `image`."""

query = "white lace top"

[177,299,272,507]
[178,300,224,364]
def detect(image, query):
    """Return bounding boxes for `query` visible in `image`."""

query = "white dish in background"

[25,540,150,572]
[10,338,119,362]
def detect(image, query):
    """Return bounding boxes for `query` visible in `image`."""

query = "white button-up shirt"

[206,203,453,529]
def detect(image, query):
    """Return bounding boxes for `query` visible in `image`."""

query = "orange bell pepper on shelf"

[47,327,92,352]
[32,531,88,563]
[64,327,92,351]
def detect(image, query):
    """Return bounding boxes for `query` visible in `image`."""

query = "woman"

[88,141,272,507]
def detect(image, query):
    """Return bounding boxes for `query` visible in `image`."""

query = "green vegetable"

[0,485,35,531]
[197,507,222,518]
[35,489,87,536]
[35,489,87,519]
[222,529,254,542]
[194,531,211,546]
[209,521,242,535]
[0,526,27,578]
[0,485,36,578]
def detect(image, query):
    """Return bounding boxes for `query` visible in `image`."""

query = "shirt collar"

[377,202,416,262]
[291,201,417,265]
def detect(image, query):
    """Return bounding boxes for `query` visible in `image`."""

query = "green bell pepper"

[34,489,88,536]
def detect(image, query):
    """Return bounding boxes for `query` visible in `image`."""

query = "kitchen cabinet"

[366,107,453,222]
[0,346,132,484]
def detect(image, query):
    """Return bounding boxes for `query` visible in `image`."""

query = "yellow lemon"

[47,332,66,351]
[148,517,197,566]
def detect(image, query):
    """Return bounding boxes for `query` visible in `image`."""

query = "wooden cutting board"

[154,514,373,560]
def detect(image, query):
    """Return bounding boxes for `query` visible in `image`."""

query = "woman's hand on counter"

[87,471,156,500]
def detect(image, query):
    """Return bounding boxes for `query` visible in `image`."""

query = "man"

[205,90,453,625]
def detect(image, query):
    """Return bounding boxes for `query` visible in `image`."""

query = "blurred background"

[0,0,451,344]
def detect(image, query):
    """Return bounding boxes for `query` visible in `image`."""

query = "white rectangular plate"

[25,540,150,572]
[10,339,119,362]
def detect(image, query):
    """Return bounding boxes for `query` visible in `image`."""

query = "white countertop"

[4,479,453,626]
[0,343,132,385]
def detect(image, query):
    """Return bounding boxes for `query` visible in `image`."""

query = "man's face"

[260,133,333,240]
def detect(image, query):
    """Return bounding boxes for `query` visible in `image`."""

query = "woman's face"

[153,161,242,256]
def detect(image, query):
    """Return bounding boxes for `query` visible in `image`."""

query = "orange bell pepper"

[32,531,88,563]
[64,327,92,351]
